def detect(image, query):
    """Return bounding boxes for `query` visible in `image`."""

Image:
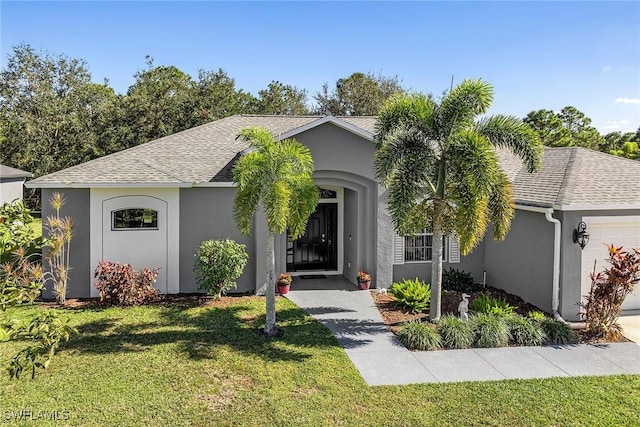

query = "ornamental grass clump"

[437,314,474,349]
[541,318,576,345]
[389,278,431,314]
[471,314,510,348]
[580,244,640,340]
[397,320,440,351]
[505,315,546,346]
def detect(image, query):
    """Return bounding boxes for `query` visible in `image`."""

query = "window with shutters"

[404,229,446,262]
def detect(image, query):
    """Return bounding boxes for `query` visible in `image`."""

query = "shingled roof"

[27,114,640,210]
[0,164,33,179]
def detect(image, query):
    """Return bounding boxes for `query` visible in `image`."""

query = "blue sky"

[2,1,639,133]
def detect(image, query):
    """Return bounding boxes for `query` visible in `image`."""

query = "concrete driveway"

[619,311,640,343]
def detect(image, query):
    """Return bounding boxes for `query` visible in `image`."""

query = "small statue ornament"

[458,293,470,321]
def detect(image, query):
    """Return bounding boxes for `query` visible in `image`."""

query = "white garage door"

[581,216,640,310]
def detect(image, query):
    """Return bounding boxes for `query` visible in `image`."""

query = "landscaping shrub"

[541,318,576,345]
[0,200,42,264]
[580,244,640,339]
[397,320,440,351]
[471,314,510,348]
[389,278,431,313]
[94,261,160,306]
[193,239,248,299]
[527,310,547,321]
[470,293,517,317]
[505,315,546,346]
[443,268,476,292]
[437,314,474,349]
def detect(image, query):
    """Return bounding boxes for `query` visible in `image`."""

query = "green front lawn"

[1,297,639,426]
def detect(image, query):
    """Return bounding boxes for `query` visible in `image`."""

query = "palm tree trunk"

[429,197,444,322]
[264,231,277,336]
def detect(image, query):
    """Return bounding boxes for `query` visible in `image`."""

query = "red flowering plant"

[357,271,372,282]
[277,273,292,285]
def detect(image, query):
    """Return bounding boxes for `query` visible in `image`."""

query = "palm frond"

[437,79,493,141]
[374,93,436,149]
[475,115,543,173]
[487,171,515,240]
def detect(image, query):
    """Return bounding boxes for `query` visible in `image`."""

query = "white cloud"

[614,97,640,104]
[602,65,611,73]
[602,124,620,130]
[620,119,630,124]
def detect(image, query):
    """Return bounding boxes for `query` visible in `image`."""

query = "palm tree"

[374,79,543,321]
[233,126,319,336]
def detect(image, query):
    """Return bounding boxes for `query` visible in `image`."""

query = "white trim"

[276,116,374,142]
[553,203,640,211]
[192,182,235,187]
[581,215,640,225]
[27,182,191,189]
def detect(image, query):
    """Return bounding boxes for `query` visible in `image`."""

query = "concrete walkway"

[286,276,640,386]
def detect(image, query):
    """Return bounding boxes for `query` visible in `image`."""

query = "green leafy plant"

[94,261,160,306]
[470,293,517,317]
[471,314,510,348]
[193,239,248,299]
[390,278,431,313]
[437,314,474,349]
[397,320,440,351]
[442,268,477,293]
[505,315,546,346]
[6,312,76,379]
[527,310,547,321]
[0,200,42,264]
[43,192,74,304]
[541,319,576,345]
[580,245,640,339]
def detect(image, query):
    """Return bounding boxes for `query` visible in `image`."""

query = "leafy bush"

[541,318,576,345]
[580,245,640,339]
[505,315,546,346]
[470,293,517,317]
[390,278,431,313]
[5,311,76,379]
[443,268,476,292]
[527,310,547,321]
[194,239,248,299]
[0,200,42,264]
[471,314,510,348]
[94,261,160,306]
[437,314,474,349]
[397,320,440,351]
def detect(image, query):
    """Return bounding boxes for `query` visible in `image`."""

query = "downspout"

[516,204,565,322]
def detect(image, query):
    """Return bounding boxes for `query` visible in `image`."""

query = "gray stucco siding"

[41,188,91,299]
[484,210,555,313]
[179,188,256,294]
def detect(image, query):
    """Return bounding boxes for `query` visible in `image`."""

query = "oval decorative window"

[112,208,158,230]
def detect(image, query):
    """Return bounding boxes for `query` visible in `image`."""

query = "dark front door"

[287,203,337,271]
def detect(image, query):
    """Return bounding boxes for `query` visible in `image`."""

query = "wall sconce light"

[573,221,589,249]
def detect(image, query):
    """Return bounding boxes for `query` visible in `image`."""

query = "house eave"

[25,182,192,189]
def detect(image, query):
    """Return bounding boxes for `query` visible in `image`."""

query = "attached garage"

[581,216,640,310]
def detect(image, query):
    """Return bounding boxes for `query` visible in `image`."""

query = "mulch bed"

[371,286,628,344]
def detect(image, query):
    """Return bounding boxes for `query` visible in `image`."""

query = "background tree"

[256,81,309,115]
[524,106,604,150]
[314,72,404,116]
[374,79,542,321]
[0,44,110,178]
[194,68,257,122]
[233,127,318,336]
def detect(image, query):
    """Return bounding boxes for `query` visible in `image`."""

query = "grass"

[1,297,640,426]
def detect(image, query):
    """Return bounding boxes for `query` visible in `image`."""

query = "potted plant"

[276,273,292,295]
[357,270,372,290]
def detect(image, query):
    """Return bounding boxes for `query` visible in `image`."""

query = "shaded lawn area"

[1,297,640,426]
